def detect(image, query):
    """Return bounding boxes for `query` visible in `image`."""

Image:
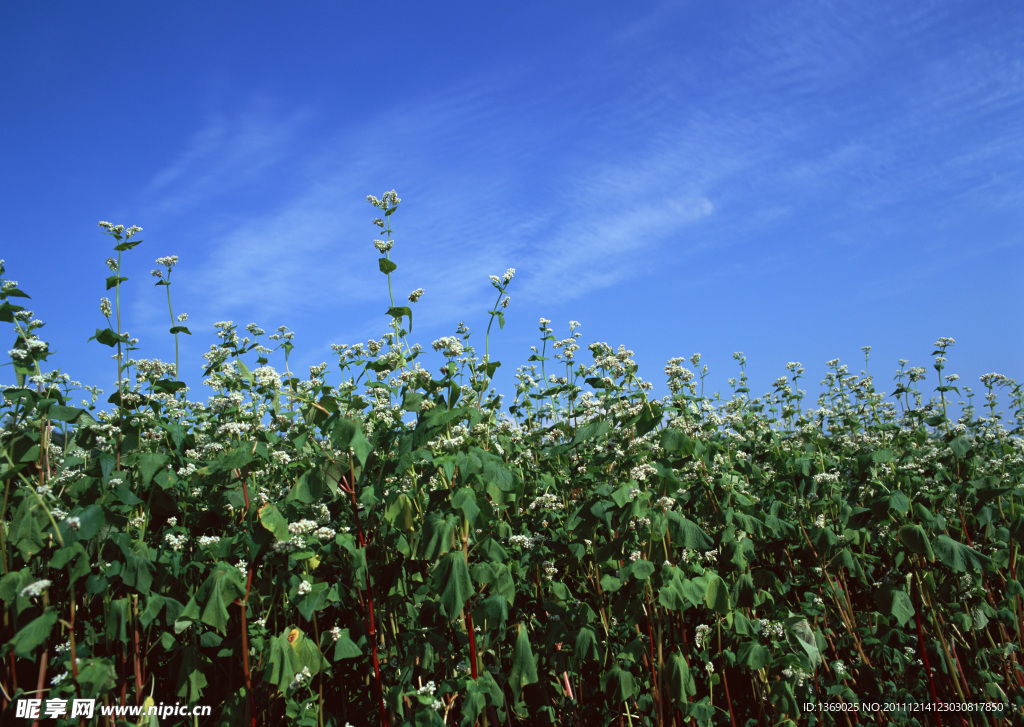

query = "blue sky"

[1,2,1021,419]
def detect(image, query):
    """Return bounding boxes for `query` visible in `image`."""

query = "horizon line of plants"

[1,192,1023,727]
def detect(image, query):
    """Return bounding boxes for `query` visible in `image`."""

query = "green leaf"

[887,490,910,515]
[433,552,473,619]
[451,488,480,528]
[667,512,714,549]
[788,617,822,668]
[737,640,770,669]
[105,275,129,290]
[50,541,87,570]
[635,402,663,436]
[932,534,990,573]
[875,586,915,627]
[288,469,325,504]
[139,595,167,630]
[259,505,290,541]
[47,404,86,422]
[627,559,655,580]
[198,565,247,634]
[460,679,488,726]
[89,327,128,347]
[330,417,358,449]
[138,452,168,486]
[10,610,58,657]
[508,624,539,703]
[9,496,46,560]
[1,288,31,301]
[349,427,372,468]
[600,665,636,704]
[476,536,507,563]
[332,628,362,660]
[286,626,326,676]
[658,577,688,611]
[571,420,610,447]
[221,444,253,471]
[897,524,935,562]
[949,436,973,459]
[76,657,117,695]
[420,511,459,560]
[661,428,687,455]
[177,648,209,700]
[666,653,696,703]
[704,575,731,613]
[574,627,601,661]
[106,598,131,643]
[379,258,398,274]
[123,553,155,595]
[386,305,413,332]
[681,577,707,609]
[264,630,296,696]
[65,504,104,541]
[479,592,510,629]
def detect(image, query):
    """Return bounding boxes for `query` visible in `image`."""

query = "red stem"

[912,583,943,726]
[341,469,387,726]
[30,649,48,727]
[132,603,144,700]
[720,668,737,727]
[238,566,256,727]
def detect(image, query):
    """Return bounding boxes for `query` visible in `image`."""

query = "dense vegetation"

[1,193,1022,726]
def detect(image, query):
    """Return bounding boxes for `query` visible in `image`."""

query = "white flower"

[164,532,188,551]
[289,666,312,691]
[20,579,52,599]
[289,519,317,536]
[695,624,711,649]
[431,336,463,357]
[298,580,312,595]
[529,493,562,511]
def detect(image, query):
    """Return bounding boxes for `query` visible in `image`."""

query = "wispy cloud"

[133,0,1021,352]
[140,103,315,220]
